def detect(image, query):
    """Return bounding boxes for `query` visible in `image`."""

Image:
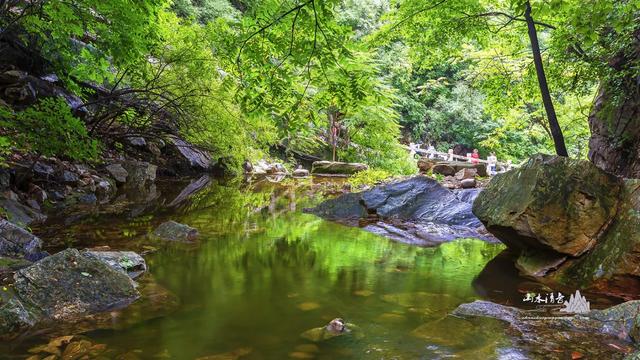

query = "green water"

[3,179,517,359]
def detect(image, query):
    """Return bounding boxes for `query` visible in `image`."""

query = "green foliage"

[348,168,392,188]
[14,0,167,87]
[0,98,99,161]
[171,0,240,24]
[3,0,635,173]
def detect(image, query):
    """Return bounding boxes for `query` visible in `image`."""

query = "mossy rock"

[473,154,622,257]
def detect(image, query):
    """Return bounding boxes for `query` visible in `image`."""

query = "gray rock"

[95,179,114,200]
[60,170,79,185]
[82,250,147,279]
[28,184,47,204]
[0,295,38,337]
[127,136,147,147]
[168,136,212,172]
[453,188,481,204]
[25,199,40,211]
[150,221,198,242]
[49,190,66,201]
[32,162,54,178]
[13,249,140,321]
[105,163,128,184]
[454,299,640,344]
[473,154,621,257]
[292,168,310,177]
[308,176,495,244]
[0,197,46,227]
[0,169,11,191]
[123,161,157,189]
[78,193,97,204]
[460,178,476,189]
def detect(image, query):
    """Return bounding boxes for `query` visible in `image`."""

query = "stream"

[1,177,543,359]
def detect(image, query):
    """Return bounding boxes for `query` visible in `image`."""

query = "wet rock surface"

[452,300,639,359]
[13,249,140,321]
[309,176,497,245]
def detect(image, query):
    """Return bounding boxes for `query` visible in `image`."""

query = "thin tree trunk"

[524,1,568,157]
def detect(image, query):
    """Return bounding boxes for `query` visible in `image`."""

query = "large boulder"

[13,249,140,321]
[0,219,47,262]
[473,155,622,258]
[553,179,640,293]
[311,161,368,176]
[308,176,495,244]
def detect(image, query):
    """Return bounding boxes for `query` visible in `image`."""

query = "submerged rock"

[150,221,199,242]
[474,154,621,258]
[13,249,140,321]
[300,318,362,342]
[309,176,495,244]
[311,161,368,176]
[454,299,640,343]
[453,300,638,359]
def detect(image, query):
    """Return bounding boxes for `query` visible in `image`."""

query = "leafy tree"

[378,0,638,157]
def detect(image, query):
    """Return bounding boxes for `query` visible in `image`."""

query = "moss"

[557,180,640,287]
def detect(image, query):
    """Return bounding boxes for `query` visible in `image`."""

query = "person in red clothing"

[471,148,480,164]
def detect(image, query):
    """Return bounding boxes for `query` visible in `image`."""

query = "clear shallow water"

[2,179,519,359]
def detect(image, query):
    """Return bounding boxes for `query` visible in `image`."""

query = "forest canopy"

[0,0,638,172]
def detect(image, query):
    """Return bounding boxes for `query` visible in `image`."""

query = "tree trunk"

[524,1,568,157]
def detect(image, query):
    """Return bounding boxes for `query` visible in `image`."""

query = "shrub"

[0,97,99,161]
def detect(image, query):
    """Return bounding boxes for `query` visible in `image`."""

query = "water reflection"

[13,179,518,359]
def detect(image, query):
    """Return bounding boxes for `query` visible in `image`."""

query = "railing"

[404,145,521,170]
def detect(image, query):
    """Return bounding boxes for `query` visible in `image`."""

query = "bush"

[348,168,392,188]
[0,97,99,161]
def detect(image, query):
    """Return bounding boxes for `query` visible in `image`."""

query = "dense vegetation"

[0,0,637,172]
